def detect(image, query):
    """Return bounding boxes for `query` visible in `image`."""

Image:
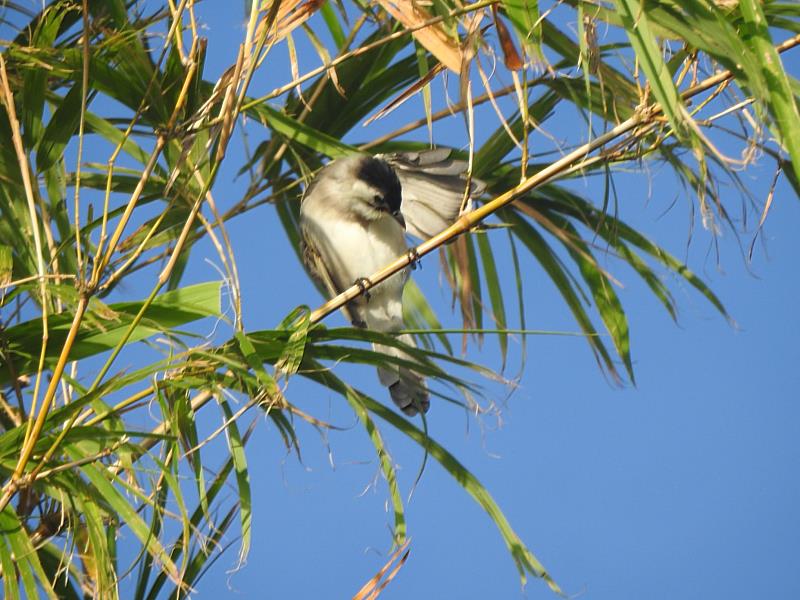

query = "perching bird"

[299,149,483,416]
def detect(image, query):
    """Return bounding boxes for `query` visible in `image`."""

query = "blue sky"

[5,1,797,597]
[166,4,800,599]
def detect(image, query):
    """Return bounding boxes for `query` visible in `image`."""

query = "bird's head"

[348,156,405,228]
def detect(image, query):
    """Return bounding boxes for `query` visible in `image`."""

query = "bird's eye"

[373,194,383,205]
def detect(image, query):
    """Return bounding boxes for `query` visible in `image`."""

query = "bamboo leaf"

[0,244,11,287]
[235,331,279,395]
[559,222,633,382]
[739,0,800,183]
[75,495,118,598]
[0,506,58,599]
[219,398,252,565]
[403,279,454,354]
[537,189,730,320]
[0,530,20,600]
[36,83,84,172]
[306,362,407,543]
[68,457,182,585]
[358,386,559,592]
[375,0,463,72]
[501,0,542,57]
[254,104,355,159]
[275,307,310,376]
[1,281,222,383]
[320,1,346,49]
[476,232,508,367]
[504,208,621,382]
[21,3,68,149]
[614,0,697,147]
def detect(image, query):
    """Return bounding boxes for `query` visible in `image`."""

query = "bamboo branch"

[309,32,800,325]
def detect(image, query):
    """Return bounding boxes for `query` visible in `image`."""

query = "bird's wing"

[300,227,366,327]
[380,149,486,240]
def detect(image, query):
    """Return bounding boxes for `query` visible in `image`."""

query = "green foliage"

[0,0,797,597]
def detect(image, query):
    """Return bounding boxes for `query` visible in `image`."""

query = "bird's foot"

[354,277,372,301]
[406,247,421,270]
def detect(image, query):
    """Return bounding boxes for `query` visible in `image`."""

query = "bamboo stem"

[0,54,50,440]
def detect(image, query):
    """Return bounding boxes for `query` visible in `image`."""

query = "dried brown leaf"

[492,6,523,71]
[352,540,411,600]
[364,63,446,125]
[257,0,326,44]
[376,0,463,72]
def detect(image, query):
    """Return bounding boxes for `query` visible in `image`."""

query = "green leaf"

[464,234,484,335]
[0,530,20,600]
[83,110,154,166]
[501,0,542,57]
[235,331,279,394]
[347,380,559,592]
[561,222,633,382]
[0,506,58,599]
[219,398,252,565]
[476,233,508,368]
[739,0,800,183]
[255,104,355,159]
[68,457,181,585]
[0,244,11,287]
[320,1,346,48]
[143,437,249,600]
[21,3,68,149]
[1,281,222,384]
[504,208,621,382]
[37,542,84,600]
[613,0,697,147]
[275,307,311,376]
[538,189,729,320]
[306,362,408,543]
[402,279,453,354]
[75,495,118,598]
[36,83,85,172]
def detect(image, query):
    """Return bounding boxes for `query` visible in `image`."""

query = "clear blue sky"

[122,3,800,598]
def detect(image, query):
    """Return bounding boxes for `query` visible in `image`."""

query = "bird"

[299,148,483,416]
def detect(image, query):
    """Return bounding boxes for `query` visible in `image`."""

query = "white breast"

[303,209,409,300]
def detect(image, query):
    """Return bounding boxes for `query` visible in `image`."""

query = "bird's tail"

[374,333,430,416]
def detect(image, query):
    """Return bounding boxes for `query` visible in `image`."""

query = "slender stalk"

[93,136,168,286]
[2,295,89,502]
[92,0,190,276]
[0,54,50,445]
[81,386,155,426]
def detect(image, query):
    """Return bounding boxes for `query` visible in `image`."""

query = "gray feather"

[300,229,367,327]
[379,149,485,240]
[375,333,430,416]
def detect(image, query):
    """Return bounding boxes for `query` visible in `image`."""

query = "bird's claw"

[407,247,421,270]
[354,277,372,301]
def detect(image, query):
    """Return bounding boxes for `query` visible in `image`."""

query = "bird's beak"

[391,209,406,230]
